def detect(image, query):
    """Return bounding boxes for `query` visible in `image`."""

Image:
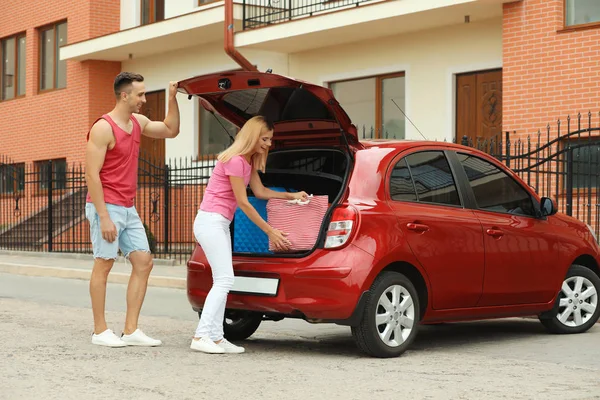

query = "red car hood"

[177,71,360,146]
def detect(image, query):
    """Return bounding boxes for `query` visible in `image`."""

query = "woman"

[191,115,308,354]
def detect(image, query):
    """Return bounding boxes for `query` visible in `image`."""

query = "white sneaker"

[217,338,245,354]
[190,336,225,354]
[121,329,162,347]
[91,329,127,348]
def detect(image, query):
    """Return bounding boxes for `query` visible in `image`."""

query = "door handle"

[407,223,429,232]
[486,229,504,238]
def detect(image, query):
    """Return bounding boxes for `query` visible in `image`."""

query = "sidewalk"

[0,250,186,289]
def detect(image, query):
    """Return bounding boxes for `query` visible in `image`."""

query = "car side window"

[390,158,418,202]
[390,151,461,207]
[456,153,536,217]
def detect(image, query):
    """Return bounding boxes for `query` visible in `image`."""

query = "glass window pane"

[141,0,152,24]
[54,159,67,189]
[390,158,417,202]
[330,78,376,139]
[2,37,16,100]
[405,151,461,206]
[566,0,600,26]
[17,36,26,96]
[457,153,535,216]
[17,164,25,192]
[381,75,406,139]
[40,28,54,90]
[0,165,13,193]
[56,23,67,89]
[571,141,600,189]
[199,107,237,156]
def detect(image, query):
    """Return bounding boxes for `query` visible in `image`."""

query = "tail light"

[325,205,358,249]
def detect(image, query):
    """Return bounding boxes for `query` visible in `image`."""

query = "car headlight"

[586,224,598,244]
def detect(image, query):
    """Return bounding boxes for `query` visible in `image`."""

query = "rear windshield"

[266,149,347,177]
[222,87,335,124]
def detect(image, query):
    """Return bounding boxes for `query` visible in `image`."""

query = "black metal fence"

[0,153,217,264]
[243,0,379,30]
[1,114,598,262]
[461,112,600,240]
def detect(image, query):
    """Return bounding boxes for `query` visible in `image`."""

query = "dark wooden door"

[456,69,502,146]
[139,90,166,164]
[138,90,165,186]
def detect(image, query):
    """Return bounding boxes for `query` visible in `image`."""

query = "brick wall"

[503,0,600,137]
[0,0,121,166]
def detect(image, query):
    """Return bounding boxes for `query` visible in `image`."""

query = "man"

[85,72,180,347]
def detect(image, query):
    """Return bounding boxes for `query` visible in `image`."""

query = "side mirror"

[540,197,558,217]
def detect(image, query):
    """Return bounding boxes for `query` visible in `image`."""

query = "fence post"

[47,160,53,252]
[566,147,574,216]
[461,135,469,146]
[288,0,292,21]
[505,131,511,168]
[163,164,170,255]
[242,0,246,30]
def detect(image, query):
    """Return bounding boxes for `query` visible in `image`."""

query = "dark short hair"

[114,72,144,97]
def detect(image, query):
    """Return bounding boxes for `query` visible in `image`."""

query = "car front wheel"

[351,271,420,358]
[539,264,600,334]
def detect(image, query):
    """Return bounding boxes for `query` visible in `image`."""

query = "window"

[0,163,25,194]
[565,0,600,27]
[390,151,461,206]
[198,107,237,157]
[39,22,67,91]
[1,34,26,100]
[36,158,67,190]
[390,158,417,202]
[141,0,165,25]
[330,73,406,140]
[569,139,600,189]
[457,153,535,216]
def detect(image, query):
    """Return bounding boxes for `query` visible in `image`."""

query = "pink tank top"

[86,114,141,208]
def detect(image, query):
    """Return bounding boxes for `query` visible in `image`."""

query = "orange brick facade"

[0,0,121,166]
[503,0,600,137]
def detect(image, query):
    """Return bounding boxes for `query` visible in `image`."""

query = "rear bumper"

[187,244,374,322]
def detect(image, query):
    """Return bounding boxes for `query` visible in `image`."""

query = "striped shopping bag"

[266,195,328,252]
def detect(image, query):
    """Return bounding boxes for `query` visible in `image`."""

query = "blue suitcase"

[233,187,290,253]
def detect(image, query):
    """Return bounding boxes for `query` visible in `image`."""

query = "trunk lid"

[177,71,361,147]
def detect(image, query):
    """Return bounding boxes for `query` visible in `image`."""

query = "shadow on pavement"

[243,318,574,357]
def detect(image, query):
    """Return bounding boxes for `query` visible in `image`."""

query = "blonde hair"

[218,115,273,173]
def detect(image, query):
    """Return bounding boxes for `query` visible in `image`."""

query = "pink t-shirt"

[200,155,252,221]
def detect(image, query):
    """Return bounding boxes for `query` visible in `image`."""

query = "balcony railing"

[242,0,380,30]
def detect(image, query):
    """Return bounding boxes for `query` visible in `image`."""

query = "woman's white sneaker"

[190,337,225,354]
[217,338,245,354]
[121,329,162,347]
[91,329,127,347]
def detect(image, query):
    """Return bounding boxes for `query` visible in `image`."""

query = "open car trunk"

[177,71,361,257]
[232,147,351,257]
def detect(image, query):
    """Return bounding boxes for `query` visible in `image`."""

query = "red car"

[178,71,600,358]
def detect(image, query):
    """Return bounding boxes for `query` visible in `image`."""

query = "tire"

[351,271,420,358]
[197,310,263,341]
[539,264,600,334]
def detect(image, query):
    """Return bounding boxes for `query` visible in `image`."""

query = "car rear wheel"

[539,264,600,334]
[351,271,420,358]
[197,310,263,341]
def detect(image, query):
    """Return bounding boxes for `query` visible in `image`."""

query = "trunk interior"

[231,147,351,257]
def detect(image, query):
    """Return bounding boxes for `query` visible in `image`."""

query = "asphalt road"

[1,272,600,400]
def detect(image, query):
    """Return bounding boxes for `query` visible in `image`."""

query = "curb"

[0,250,179,266]
[0,262,186,290]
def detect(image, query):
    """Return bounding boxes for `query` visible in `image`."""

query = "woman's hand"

[288,191,309,202]
[268,228,292,251]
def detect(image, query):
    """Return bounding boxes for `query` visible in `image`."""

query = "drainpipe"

[225,0,258,71]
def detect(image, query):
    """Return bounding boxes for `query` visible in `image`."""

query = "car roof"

[359,139,477,153]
